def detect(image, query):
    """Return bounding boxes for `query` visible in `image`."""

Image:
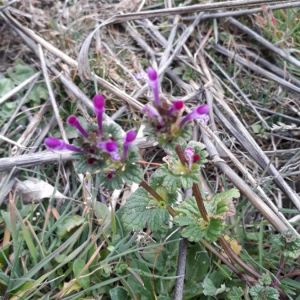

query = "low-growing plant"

[1,67,298,300]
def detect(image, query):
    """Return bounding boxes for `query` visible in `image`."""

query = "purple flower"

[180,105,209,128]
[97,141,120,161]
[45,137,83,153]
[168,101,184,115]
[67,115,89,138]
[147,67,160,107]
[93,94,105,135]
[184,146,195,170]
[142,105,164,125]
[123,130,136,159]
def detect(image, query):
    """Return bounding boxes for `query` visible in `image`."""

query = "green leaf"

[207,189,240,220]
[94,202,111,224]
[109,286,130,300]
[252,124,262,134]
[73,259,90,289]
[202,277,227,296]
[121,186,169,231]
[0,78,14,97]
[174,197,224,242]
[163,174,181,192]
[205,218,224,241]
[227,287,243,299]
[0,101,19,124]
[126,145,140,163]
[250,285,279,300]
[186,244,209,281]
[28,84,49,104]
[57,216,85,238]
[9,64,35,85]
[127,259,155,300]
[103,173,123,190]
[121,169,176,231]
[181,176,193,190]
[122,163,142,184]
[270,230,300,259]
[259,273,272,286]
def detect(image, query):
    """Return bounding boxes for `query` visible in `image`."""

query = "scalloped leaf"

[102,174,123,190]
[205,218,224,241]
[250,285,279,300]
[207,189,240,220]
[121,187,169,231]
[122,163,143,184]
[126,145,140,163]
[174,197,224,242]
[270,230,300,259]
[227,287,243,300]
[121,169,178,231]
[163,174,181,192]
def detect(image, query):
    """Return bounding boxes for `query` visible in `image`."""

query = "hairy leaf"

[227,287,243,300]
[250,285,279,300]
[174,197,224,242]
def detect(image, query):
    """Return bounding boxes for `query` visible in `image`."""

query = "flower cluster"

[44,95,142,189]
[142,67,210,149]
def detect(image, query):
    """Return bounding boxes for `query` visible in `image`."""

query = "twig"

[226,17,300,69]
[200,239,256,286]
[1,11,143,111]
[0,0,19,12]
[203,51,270,129]
[213,44,300,94]
[212,105,300,212]
[140,180,164,202]
[38,45,68,142]
[200,126,291,234]
[219,236,261,279]
[0,72,40,105]
[236,46,300,88]
[173,238,188,300]
[0,74,40,137]
[10,99,51,156]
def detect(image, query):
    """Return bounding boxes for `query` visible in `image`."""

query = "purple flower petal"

[142,105,164,125]
[93,94,105,115]
[45,137,64,150]
[123,130,136,159]
[184,146,195,171]
[93,94,105,135]
[180,105,209,128]
[44,137,83,153]
[147,67,160,107]
[125,130,137,144]
[97,141,120,161]
[67,115,89,138]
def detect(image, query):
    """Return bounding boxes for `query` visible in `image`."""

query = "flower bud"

[180,105,209,128]
[97,141,120,161]
[142,105,164,125]
[184,146,195,171]
[67,115,89,138]
[147,67,160,107]
[123,130,136,159]
[93,94,105,135]
[45,137,83,153]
